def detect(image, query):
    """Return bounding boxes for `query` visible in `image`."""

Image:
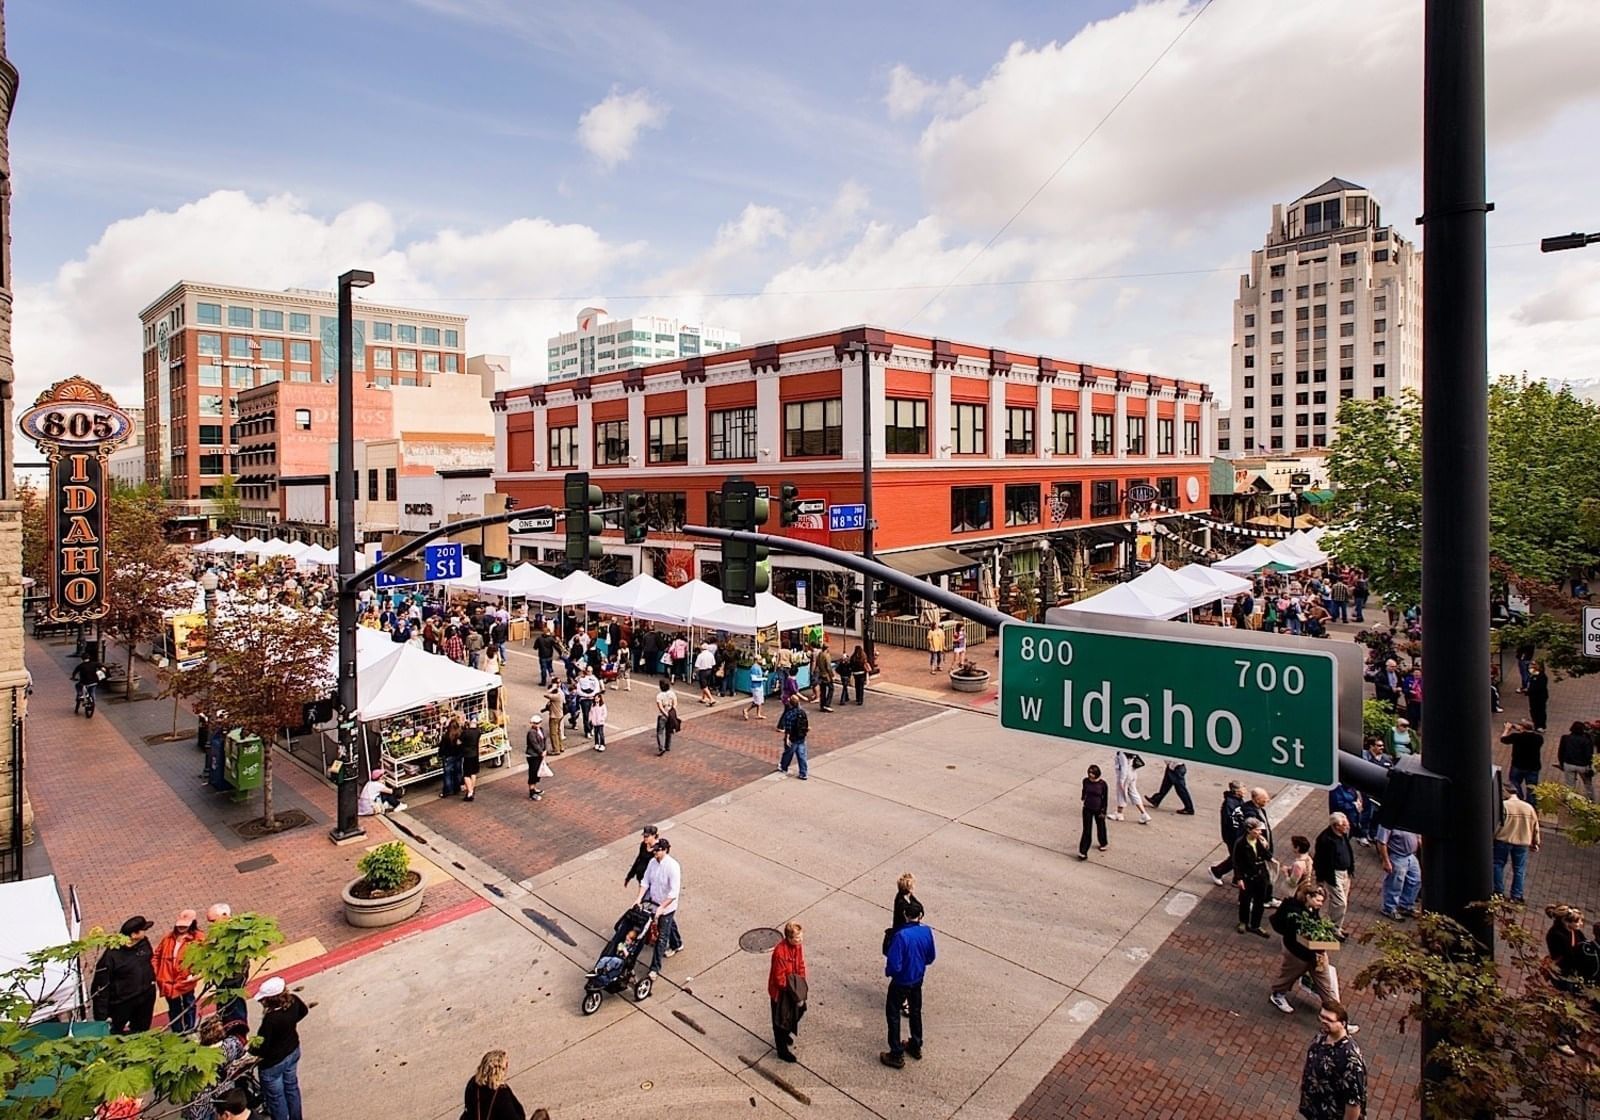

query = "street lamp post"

[1540,231,1599,253]
[330,268,374,844]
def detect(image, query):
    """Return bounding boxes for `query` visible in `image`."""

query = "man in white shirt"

[636,837,682,974]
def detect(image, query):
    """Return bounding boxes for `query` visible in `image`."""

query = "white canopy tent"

[355,642,504,721]
[1061,582,1189,621]
[1127,565,1216,611]
[1177,564,1254,598]
[0,874,85,1022]
[496,563,561,597]
[585,573,672,616]
[1214,543,1280,574]
[1263,539,1329,572]
[633,579,726,627]
[298,544,339,568]
[535,569,613,609]
[691,592,824,635]
[193,537,230,554]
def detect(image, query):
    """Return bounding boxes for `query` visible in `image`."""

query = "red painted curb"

[262,895,492,989]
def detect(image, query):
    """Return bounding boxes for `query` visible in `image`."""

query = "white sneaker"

[1209,871,1225,887]
[395,802,409,812]
[1139,814,1151,825]
[1110,813,1124,821]
[1270,993,1294,1014]
[595,744,605,752]
[665,948,678,957]
[1266,898,1281,908]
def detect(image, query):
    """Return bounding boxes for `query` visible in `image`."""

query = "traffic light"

[622,490,649,544]
[564,471,604,565]
[481,556,509,581]
[779,482,800,527]
[719,480,769,607]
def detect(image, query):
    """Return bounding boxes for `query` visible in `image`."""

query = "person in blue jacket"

[880,898,936,1069]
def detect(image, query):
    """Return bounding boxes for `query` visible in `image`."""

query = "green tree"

[0,915,284,1119]
[103,485,194,697]
[1323,391,1423,609]
[15,478,49,588]
[213,475,244,531]
[192,568,335,829]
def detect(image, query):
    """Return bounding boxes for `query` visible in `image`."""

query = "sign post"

[1000,615,1363,787]
[1584,606,1600,659]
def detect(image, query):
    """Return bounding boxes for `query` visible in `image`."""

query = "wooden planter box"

[1302,939,1341,953]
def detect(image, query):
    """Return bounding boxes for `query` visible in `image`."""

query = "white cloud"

[885,64,939,119]
[576,87,669,169]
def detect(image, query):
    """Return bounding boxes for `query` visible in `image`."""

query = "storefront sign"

[19,377,133,623]
[170,612,209,663]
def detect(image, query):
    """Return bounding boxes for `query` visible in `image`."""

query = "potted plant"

[342,840,425,928]
[948,658,992,693]
[1295,911,1342,952]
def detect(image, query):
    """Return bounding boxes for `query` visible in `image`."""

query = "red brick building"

[493,325,1214,626]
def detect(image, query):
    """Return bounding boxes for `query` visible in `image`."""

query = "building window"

[1244,375,1255,388]
[1313,412,1327,426]
[445,329,459,348]
[783,399,842,457]
[1373,248,1389,263]
[290,312,311,334]
[1296,412,1309,426]
[1004,484,1041,526]
[1244,313,1255,327]
[1271,310,1284,324]
[1125,415,1146,455]
[885,399,929,454]
[595,420,629,466]
[385,468,397,501]
[196,302,222,325]
[1051,482,1082,521]
[229,366,253,388]
[1218,438,1232,452]
[1296,285,1310,299]
[397,324,417,343]
[373,349,392,370]
[372,321,392,341]
[199,394,224,417]
[1269,264,1285,278]
[1090,480,1119,519]
[228,337,251,359]
[1243,417,1255,429]
[198,424,224,446]
[1156,417,1175,454]
[1244,396,1255,408]
[398,351,417,371]
[198,332,222,356]
[950,486,992,532]
[368,469,379,501]
[258,309,283,332]
[292,369,312,383]
[1183,420,1200,455]
[1373,318,1387,334]
[1004,407,1034,455]
[1271,394,1284,407]
[1341,251,1358,267]
[1340,366,1354,381]
[1158,476,1178,505]
[290,340,311,363]
[1244,355,1255,369]
[949,403,986,455]
[1244,334,1256,348]
[648,414,689,463]
[421,327,440,346]
[198,454,225,476]
[1271,331,1285,345]
[1091,412,1114,456]
[709,407,756,461]
[1314,391,1328,404]
[227,306,253,328]
[422,353,440,372]
[445,354,458,373]
[550,425,581,467]
[1052,410,1077,455]
[1296,392,1309,405]
[293,409,311,430]
[260,338,284,361]
[1271,289,1284,303]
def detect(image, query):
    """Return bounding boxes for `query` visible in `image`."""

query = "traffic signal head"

[481,556,509,581]
[719,480,770,606]
[622,490,650,545]
[563,471,605,565]
[779,482,800,527]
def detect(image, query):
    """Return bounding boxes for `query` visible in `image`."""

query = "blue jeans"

[1516,657,1532,690]
[259,1046,303,1120]
[649,912,679,972]
[1353,596,1367,622]
[538,657,553,685]
[165,992,197,1034]
[1508,767,1540,804]
[441,755,464,796]
[1493,840,1530,901]
[1381,853,1421,914]
[780,738,809,779]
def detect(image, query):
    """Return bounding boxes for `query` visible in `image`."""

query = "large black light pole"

[846,337,878,664]
[330,268,374,843]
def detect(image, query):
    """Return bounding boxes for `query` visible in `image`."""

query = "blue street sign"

[373,549,414,589]
[425,543,464,582]
[828,504,866,532]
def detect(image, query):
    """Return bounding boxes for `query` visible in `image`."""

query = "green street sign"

[999,617,1361,787]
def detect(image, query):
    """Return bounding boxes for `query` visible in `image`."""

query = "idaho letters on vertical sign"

[18,376,135,623]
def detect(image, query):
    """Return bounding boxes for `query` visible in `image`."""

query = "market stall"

[633,578,725,628]
[357,644,510,790]
[586,573,672,617]
[1061,582,1189,620]
[0,875,86,1023]
[538,569,612,609]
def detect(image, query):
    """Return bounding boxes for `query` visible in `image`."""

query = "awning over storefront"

[1299,488,1335,505]
[878,546,980,579]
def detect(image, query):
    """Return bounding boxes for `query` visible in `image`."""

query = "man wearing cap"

[636,837,682,976]
[154,910,206,1033]
[92,916,157,1033]
[526,712,550,802]
[358,768,406,816]
[207,902,249,1029]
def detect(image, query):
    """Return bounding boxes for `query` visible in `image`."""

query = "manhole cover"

[739,927,783,953]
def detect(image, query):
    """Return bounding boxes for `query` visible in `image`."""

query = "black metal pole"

[1419,0,1493,1098]
[857,343,877,665]
[330,269,374,843]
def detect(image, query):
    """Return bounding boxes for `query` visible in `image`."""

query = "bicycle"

[74,681,97,718]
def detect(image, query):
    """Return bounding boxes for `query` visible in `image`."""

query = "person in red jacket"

[153,909,205,1034]
[767,922,808,1063]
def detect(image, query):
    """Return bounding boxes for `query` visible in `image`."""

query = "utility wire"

[899,0,1217,329]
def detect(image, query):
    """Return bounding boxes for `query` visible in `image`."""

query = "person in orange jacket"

[767,921,808,1063]
[153,909,205,1034]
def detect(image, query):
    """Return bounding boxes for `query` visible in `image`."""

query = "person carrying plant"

[1269,880,1342,1014]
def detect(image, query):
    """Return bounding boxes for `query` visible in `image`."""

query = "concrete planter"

[342,873,424,928]
[949,669,992,693]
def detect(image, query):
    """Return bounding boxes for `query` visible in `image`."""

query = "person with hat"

[358,768,406,816]
[92,916,157,1033]
[251,977,309,1120]
[525,713,550,802]
[204,903,249,1029]
[154,910,206,1034]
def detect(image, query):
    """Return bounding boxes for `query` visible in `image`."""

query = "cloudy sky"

[9,0,1600,416]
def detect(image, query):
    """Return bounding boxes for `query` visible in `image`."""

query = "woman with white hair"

[1110,750,1151,825]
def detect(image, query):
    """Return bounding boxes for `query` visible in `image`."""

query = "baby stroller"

[582,900,658,1015]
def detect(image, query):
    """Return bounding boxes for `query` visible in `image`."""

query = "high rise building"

[545,308,739,382]
[1218,178,1421,456]
[137,281,468,525]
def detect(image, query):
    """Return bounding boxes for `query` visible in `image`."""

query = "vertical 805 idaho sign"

[19,377,135,622]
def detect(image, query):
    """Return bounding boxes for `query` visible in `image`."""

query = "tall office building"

[137,281,468,524]
[1217,178,1421,456]
[545,308,739,382]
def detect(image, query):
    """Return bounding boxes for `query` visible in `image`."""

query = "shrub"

[1363,699,1398,741]
[357,841,412,892]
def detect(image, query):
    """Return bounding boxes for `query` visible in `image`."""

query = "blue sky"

[9,0,1600,413]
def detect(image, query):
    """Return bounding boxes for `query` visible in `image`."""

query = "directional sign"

[999,616,1362,787]
[1584,606,1600,658]
[510,514,556,534]
[829,503,866,532]
[373,549,416,589]
[425,543,464,582]
[795,498,827,517]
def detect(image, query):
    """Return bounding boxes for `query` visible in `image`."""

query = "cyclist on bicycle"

[70,653,104,714]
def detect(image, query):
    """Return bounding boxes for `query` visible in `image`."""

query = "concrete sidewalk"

[292,704,1310,1120]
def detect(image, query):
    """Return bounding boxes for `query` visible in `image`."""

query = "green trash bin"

[224,730,264,803]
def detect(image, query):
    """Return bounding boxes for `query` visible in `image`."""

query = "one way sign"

[510,514,556,533]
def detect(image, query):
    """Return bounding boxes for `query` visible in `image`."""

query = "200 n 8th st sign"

[999,615,1364,787]
[19,377,134,623]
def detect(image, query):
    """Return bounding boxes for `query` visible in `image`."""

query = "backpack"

[788,709,810,742]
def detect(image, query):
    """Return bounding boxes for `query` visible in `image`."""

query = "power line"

[900,0,1217,328]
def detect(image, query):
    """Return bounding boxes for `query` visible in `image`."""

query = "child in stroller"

[582,900,658,1015]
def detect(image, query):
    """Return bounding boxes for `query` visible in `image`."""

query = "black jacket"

[1081,778,1109,816]
[1240,800,1274,858]
[1313,827,1355,883]
[462,1079,526,1120]
[91,940,155,1017]
[625,841,654,886]
[1218,790,1245,846]
[1232,835,1271,886]
[1557,731,1594,769]
[253,995,309,1069]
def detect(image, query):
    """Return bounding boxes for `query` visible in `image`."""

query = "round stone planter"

[342,872,425,929]
[949,669,992,693]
